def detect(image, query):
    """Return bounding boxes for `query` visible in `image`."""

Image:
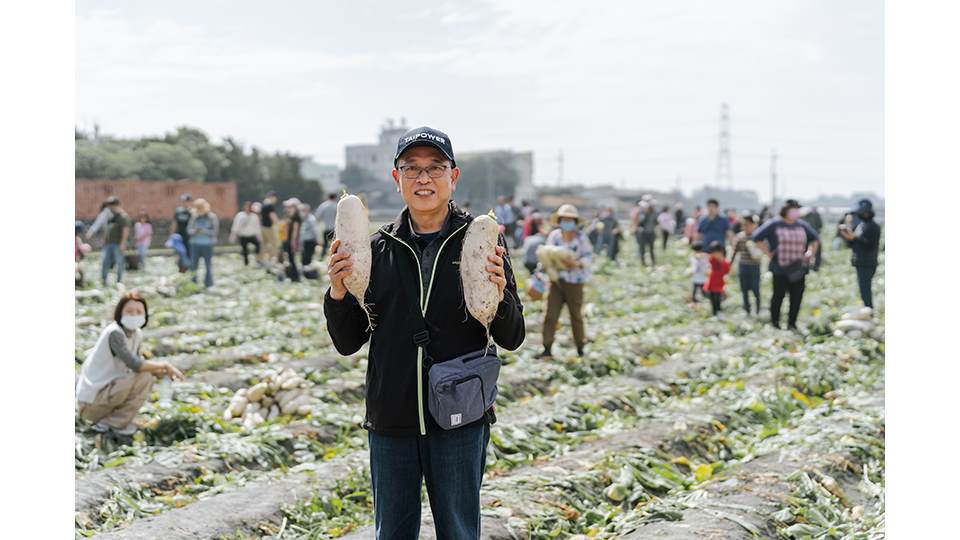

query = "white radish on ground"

[220,368,317,429]
[461,213,501,339]
[335,194,374,329]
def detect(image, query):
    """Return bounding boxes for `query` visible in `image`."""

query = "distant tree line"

[75,126,325,207]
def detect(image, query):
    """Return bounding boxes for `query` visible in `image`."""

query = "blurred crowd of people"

[76,190,882,330]
[76,191,347,290]
[514,194,881,358]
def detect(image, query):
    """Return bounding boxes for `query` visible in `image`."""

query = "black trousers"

[321,230,335,257]
[302,239,318,267]
[283,242,300,281]
[239,235,260,266]
[709,291,723,315]
[638,232,656,265]
[691,283,703,302]
[661,229,670,250]
[608,234,620,261]
[856,265,877,308]
[771,273,806,328]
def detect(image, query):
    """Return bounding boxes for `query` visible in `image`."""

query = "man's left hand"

[486,246,507,302]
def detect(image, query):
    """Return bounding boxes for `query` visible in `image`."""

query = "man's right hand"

[327,239,353,301]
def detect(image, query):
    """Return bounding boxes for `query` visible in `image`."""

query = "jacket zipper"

[384,221,470,435]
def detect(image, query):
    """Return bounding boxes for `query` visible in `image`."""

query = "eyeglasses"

[399,165,449,180]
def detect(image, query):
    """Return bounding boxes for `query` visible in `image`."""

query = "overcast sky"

[76,0,883,199]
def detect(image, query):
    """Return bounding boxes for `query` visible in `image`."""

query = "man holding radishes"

[324,126,526,539]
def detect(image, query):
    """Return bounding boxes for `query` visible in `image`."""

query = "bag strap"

[396,242,432,349]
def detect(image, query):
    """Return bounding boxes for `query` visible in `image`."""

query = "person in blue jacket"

[697,198,732,252]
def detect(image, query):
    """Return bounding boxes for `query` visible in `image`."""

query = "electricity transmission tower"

[716,103,733,189]
[770,148,778,208]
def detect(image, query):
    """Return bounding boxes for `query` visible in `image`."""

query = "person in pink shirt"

[134,211,153,269]
[683,217,697,244]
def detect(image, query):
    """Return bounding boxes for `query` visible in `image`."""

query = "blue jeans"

[856,265,876,308]
[190,242,214,288]
[101,243,123,285]
[368,422,490,539]
[137,244,148,269]
[738,263,761,314]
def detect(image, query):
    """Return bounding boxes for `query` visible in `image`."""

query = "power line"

[770,148,778,207]
[716,103,733,189]
[557,149,564,186]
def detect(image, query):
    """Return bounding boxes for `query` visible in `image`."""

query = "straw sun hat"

[193,198,211,214]
[549,204,584,227]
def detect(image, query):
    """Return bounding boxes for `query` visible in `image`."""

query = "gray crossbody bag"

[401,253,500,430]
[427,346,500,430]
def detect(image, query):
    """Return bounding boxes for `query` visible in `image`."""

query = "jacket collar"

[384,201,471,241]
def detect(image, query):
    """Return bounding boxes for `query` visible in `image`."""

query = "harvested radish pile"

[833,306,883,340]
[74,227,884,540]
[222,368,319,430]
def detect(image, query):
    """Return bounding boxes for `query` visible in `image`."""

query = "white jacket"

[76,322,143,404]
[231,211,261,238]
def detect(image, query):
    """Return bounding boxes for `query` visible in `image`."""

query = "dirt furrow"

[90,450,367,540]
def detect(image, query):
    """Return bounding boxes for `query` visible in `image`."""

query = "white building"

[299,159,341,194]
[345,118,410,183]
[346,119,536,200]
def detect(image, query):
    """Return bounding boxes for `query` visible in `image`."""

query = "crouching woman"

[76,292,184,438]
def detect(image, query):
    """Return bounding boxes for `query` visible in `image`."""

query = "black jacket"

[324,202,525,437]
[846,219,881,267]
[805,210,823,232]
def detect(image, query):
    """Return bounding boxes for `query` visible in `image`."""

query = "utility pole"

[770,148,778,208]
[716,103,733,189]
[486,157,494,209]
[557,150,564,186]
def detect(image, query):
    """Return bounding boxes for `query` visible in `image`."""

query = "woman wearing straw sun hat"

[537,204,594,360]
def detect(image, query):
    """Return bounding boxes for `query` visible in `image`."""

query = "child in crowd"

[164,233,190,272]
[134,212,153,269]
[687,242,709,304]
[704,241,731,316]
[730,215,763,315]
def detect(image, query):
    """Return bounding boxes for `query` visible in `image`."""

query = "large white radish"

[461,213,501,336]
[335,194,373,328]
[536,245,575,282]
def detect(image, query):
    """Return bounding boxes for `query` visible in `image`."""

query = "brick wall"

[75,179,238,221]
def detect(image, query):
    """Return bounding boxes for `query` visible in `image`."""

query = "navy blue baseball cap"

[394,126,455,168]
[851,198,873,214]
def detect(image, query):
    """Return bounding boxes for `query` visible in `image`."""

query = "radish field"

[74,234,884,540]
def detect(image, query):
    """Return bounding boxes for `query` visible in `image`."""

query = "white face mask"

[121,314,145,330]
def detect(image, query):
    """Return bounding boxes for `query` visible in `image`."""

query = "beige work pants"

[78,371,155,429]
